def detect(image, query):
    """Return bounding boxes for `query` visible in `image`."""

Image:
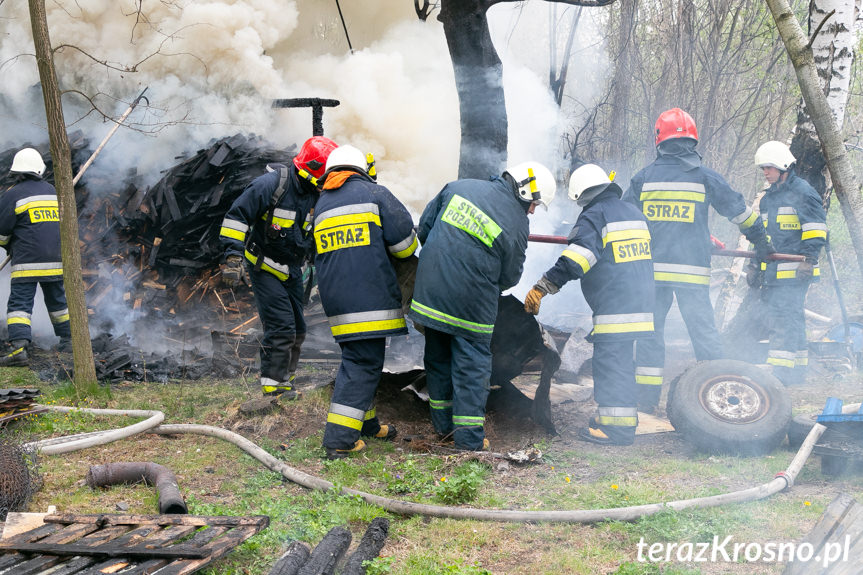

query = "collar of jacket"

[767,172,796,194]
[656,140,702,171]
[322,170,356,190]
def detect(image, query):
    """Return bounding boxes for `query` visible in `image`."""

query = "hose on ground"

[30,405,827,523]
[153,422,826,522]
[24,407,164,455]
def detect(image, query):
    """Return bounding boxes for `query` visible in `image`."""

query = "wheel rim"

[699,375,770,424]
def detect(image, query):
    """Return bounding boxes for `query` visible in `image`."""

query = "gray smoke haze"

[0,1,613,346]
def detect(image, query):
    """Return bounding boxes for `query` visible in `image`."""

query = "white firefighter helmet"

[504,161,556,209]
[755,141,796,171]
[568,163,619,202]
[10,148,46,178]
[324,144,368,175]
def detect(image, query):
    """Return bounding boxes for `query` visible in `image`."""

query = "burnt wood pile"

[1,134,309,382]
[76,133,296,334]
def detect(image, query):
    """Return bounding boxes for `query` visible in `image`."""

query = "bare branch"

[806,9,835,50]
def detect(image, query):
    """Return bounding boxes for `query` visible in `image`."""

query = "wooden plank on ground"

[783,492,858,574]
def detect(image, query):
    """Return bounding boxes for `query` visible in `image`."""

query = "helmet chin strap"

[517,168,542,202]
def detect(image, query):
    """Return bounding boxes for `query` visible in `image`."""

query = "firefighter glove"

[524,285,547,315]
[797,258,815,281]
[222,255,245,287]
[744,262,762,288]
[754,239,776,263]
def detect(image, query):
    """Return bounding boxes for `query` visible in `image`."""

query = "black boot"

[57,336,72,353]
[0,339,30,367]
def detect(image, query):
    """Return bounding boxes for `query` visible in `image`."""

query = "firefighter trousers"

[249,267,306,385]
[765,282,809,385]
[7,280,71,342]
[635,285,723,407]
[323,338,385,449]
[423,327,491,451]
[593,338,639,443]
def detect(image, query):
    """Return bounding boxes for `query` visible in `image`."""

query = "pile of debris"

[0,135,306,382]
[75,133,295,333]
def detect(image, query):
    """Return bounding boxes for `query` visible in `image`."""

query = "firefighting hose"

[26,404,825,523]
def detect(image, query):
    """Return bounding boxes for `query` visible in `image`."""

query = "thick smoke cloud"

[0,1,611,342]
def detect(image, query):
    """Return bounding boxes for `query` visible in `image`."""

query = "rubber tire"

[667,360,792,456]
[787,413,820,450]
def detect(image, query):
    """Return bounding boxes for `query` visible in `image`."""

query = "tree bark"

[765,0,863,282]
[439,0,507,179]
[439,0,615,179]
[27,0,97,387]
[790,0,860,201]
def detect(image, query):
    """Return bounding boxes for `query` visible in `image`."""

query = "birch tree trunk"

[27,0,97,388]
[765,0,863,282]
[790,0,862,201]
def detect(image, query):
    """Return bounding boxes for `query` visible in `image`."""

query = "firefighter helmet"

[655,108,698,146]
[10,148,46,178]
[293,136,338,182]
[324,144,368,175]
[754,141,796,171]
[503,162,556,209]
[568,163,620,201]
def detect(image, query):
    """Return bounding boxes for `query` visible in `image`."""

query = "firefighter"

[409,162,556,451]
[624,108,772,411]
[0,148,71,366]
[752,141,826,385]
[219,136,337,397]
[525,164,654,445]
[313,145,417,459]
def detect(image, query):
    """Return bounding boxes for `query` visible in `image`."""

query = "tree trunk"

[790,0,860,202]
[439,0,507,179]
[765,0,863,282]
[27,0,97,387]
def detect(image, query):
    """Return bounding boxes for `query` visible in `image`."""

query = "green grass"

[3,370,862,575]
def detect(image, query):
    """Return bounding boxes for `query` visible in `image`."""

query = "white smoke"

[0,0,614,345]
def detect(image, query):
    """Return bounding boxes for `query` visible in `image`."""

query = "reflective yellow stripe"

[316,212,381,232]
[15,200,57,215]
[562,249,591,273]
[11,268,63,279]
[365,407,376,421]
[739,210,759,229]
[271,216,295,228]
[220,226,246,241]
[593,321,654,334]
[327,412,364,430]
[639,190,705,202]
[766,357,795,368]
[801,229,827,240]
[602,229,650,247]
[597,415,638,427]
[391,236,418,259]
[261,385,292,393]
[654,272,710,285]
[331,318,407,337]
[244,250,289,281]
[635,375,663,385]
[51,313,70,324]
[7,317,31,325]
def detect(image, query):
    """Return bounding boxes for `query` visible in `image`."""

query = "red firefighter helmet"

[293,136,338,182]
[654,108,698,146]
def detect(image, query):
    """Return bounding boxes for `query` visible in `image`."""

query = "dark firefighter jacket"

[219,165,316,281]
[313,171,418,342]
[543,188,655,341]
[409,176,529,343]
[625,153,766,288]
[759,173,827,284]
[0,177,63,283]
